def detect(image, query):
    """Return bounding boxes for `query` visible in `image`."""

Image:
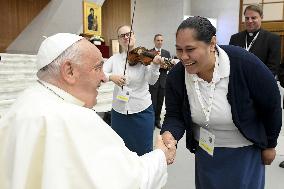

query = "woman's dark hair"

[176,16,216,44]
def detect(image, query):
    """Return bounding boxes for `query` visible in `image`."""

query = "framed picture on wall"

[83,1,101,36]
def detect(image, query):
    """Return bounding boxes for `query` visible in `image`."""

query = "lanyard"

[245,31,259,51]
[192,75,216,128]
[192,52,219,127]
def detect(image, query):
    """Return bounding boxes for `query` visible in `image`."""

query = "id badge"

[199,127,215,156]
[116,87,131,102]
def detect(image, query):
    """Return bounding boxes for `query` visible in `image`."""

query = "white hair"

[37,41,82,81]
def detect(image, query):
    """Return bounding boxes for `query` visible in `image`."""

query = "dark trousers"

[149,84,165,126]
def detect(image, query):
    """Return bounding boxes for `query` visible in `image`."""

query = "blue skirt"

[195,145,265,189]
[111,105,154,156]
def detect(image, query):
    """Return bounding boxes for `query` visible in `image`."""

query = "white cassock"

[0,81,167,189]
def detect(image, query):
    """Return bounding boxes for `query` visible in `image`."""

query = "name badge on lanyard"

[192,72,217,156]
[245,31,259,52]
[199,127,215,156]
[116,86,131,102]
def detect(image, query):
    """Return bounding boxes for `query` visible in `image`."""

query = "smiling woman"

[175,17,217,82]
[161,16,282,189]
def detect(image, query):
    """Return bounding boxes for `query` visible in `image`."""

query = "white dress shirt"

[154,47,161,53]
[185,45,252,147]
[103,52,160,114]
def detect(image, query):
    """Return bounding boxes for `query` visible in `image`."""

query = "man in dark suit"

[229,4,281,75]
[231,4,282,168]
[149,34,171,129]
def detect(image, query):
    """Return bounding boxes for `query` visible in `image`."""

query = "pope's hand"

[161,131,177,164]
[155,134,176,165]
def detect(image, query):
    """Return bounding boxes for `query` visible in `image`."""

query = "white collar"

[38,80,85,106]
[215,45,230,79]
[155,47,161,51]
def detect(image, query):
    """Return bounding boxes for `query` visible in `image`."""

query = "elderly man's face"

[74,40,106,108]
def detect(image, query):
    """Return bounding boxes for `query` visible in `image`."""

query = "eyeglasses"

[118,32,133,39]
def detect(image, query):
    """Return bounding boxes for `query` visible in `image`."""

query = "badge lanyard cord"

[193,76,216,128]
[245,31,259,52]
[192,53,219,128]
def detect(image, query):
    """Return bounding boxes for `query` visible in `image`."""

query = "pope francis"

[0,33,175,189]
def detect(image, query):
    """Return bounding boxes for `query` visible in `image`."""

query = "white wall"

[131,0,238,55]
[7,0,239,54]
[191,0,240,45]
[7,0,105,54]
[183,0,191,16]
[131,0,184,57]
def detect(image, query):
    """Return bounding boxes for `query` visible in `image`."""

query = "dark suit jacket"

[229,29,281,75]
[151,48,171,88]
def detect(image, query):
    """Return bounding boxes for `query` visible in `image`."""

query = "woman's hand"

[109,74,126,87]
[155,134,177,165]
[161,131,177,164]
[261,148,276,165]
[152,55,163,65]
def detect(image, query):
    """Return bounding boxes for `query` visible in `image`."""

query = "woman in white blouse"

[103,25,163,156]
[161,16,281,188]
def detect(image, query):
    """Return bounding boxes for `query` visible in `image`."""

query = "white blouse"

[185,45,252,148]
[103,52,160,114]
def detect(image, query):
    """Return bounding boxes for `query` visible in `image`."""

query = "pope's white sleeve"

[139,149,168,189]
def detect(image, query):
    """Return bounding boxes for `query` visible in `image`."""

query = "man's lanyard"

[192,75,216,128]
[245,31,260,52]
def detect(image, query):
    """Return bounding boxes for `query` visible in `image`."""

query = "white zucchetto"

[36,33,83,70]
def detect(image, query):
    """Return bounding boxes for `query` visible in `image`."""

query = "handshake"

[155,131,177,165]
